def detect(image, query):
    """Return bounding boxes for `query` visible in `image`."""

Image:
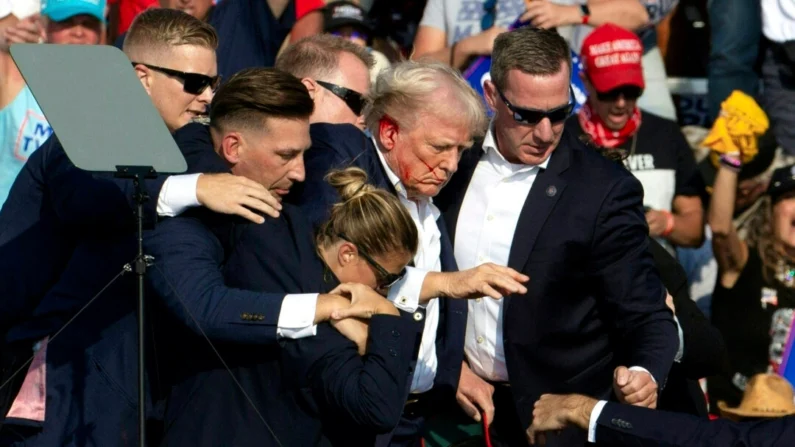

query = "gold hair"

[123,8,218,59]
[317,167,418,259]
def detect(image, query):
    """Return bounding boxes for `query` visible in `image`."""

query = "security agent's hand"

[613,366,658,408]
[456,361,495,425]
[328,283,401,319]
[526,394,597,445]
[429,263,529,300]
[1,14,45,52]
[645,209,669,237]
[196,173,282,223]
[331,317,369,356]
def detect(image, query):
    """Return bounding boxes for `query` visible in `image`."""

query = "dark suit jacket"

[596,402,795,446]
[647,238,730,416]
[433,131,679,435]
[227,207,422,446]
[0,135,166,341]
[287,123,468,401]
[0,124,221,445]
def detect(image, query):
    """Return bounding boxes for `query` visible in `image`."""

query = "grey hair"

[364,60,487,136]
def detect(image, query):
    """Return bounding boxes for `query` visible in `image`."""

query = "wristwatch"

[580,3,591,25]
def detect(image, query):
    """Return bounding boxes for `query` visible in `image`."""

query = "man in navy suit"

[0,9,280,445]
[527,392,795,446]
[288,60,530,446]
[431,27,678,446]
[144,67,410,447]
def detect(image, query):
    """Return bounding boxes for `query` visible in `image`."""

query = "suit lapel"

[506,141,571,274]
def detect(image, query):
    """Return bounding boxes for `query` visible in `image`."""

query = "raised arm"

[708,162,749,288]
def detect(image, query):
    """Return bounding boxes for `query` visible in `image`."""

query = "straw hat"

[718,374,795,419]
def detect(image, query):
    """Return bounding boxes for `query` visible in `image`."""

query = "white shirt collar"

[482,124,552,173]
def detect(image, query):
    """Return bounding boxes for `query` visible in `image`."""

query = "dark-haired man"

[433,26,678,447]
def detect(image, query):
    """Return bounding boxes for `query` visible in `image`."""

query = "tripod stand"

[10,43,188,447]
[116,166,158,447]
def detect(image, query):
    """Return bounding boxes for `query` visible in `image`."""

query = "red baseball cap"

[581,24,645,93]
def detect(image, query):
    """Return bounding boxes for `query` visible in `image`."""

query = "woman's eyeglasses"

[316,81,367,116]
[338,233,407,289]
[131,62,221,95]
[496,87,574,125]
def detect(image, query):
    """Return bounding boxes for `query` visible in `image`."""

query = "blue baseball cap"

[41,0,105,23]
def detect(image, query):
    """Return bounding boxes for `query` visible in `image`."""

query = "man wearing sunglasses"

[565,24,705,254]
[276,34,372,131]
[0,9,284,445]
[433,26,678,447]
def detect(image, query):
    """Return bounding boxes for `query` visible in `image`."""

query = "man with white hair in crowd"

[290,60,530,446]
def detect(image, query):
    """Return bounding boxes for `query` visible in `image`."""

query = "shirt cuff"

[156,173,202,217]
[387,266,427,312]
[628,366,657,384]
[276,293,318,339]
[674,315,685,363]
[587,400,608,443]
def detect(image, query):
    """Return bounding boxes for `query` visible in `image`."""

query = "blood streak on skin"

[379,116,442,183]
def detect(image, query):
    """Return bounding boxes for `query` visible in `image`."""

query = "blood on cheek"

[380,118,442,183]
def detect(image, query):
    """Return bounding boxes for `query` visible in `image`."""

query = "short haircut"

[275,34,374,80]
[364,60,487,136]
[210,67,314,132]
[490,27,571,91]
[123,8,218,58]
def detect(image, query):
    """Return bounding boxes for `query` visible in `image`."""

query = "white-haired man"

[289,60,530,446]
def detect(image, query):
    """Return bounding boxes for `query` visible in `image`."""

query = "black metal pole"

[134,176,146,447]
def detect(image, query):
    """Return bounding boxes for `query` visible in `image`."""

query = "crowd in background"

[1,0,795,446]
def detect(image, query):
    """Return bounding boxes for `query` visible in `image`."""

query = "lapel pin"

[546,185,557,197]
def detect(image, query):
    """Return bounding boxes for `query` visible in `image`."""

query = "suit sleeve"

[145,216,285,345]
[281,314,419,431]
[647,238,730,379]
[596,401,794,447]
[287,140,343,229]
[589,174,678,384]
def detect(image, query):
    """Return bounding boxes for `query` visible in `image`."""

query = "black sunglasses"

[338,233,407,289]
[496,87,574,125]
[316,80,366,116]
[132,62,221,95]
[482,0,497,30]
[595,85,643,102]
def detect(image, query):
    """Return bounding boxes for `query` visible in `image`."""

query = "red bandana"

[577,102,642,148]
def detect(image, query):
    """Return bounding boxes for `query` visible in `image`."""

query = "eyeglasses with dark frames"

[316,80,367,116]
[338,233,407,289]
[595,84,644,102]
[131,62,221,95]
[496,87,574,125]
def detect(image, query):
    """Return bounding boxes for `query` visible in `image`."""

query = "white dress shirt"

[455,129,549,382]
[455,130,665,383]
[374,138,442,394]
[155,173,317,339]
